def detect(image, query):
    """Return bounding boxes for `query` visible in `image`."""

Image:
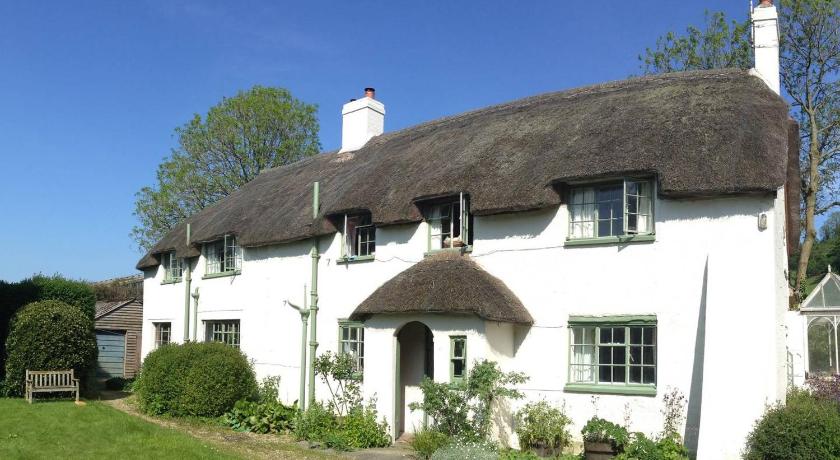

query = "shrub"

[411,428,451,460]
[314,352,362,417]
[744,390,840,460]
[410,360,528,441]
[0,275,95,380]
[515,400,572,455]
[4,300,97,395]
[294,402,338,442]
[581,417,630,451]
[257,375,282,403]
[134,342,257,417]
[430,439,497,460]
[221,399,298,433]
[808,374,840,404]
[342,401,391,448]
[615,433,688,460]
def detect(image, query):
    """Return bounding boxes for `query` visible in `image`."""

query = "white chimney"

[750,0,781,95]
[340,87,385,153]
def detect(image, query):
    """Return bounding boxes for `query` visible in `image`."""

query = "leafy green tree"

[783,0,840,298]
[132,86,320,250]
[639,10,751,74]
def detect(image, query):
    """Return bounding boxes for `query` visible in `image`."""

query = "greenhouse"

[800,271,840,376]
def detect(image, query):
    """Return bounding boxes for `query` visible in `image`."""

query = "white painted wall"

[141,193,787,459]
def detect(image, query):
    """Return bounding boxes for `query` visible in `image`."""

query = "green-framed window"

[567,316,657,395]
[206,320,240,347]
[154,322,171,348]
[450,336,467,381]
[163,252,183,283]
[339,321,365,373]
[342,213,375,259]
[568,179,654,240]
[425,194,473,251]
[205,234,242,275]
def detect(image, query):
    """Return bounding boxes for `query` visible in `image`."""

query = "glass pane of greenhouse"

[808,317,836,375]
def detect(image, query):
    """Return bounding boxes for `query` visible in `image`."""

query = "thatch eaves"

[138,69,792,269]
[349,251,533,324]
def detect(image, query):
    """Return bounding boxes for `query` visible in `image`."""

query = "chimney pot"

[759,0,773,6]
[364,88,376,99]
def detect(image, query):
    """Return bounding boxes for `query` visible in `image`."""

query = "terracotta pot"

[584,441,616,460]
[529,443,557,457]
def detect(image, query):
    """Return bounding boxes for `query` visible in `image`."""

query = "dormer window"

[205,234,242,276]
[162,252,182,283]
[425,193,472,251]
[568,179,653,240]
[342,213,375,259]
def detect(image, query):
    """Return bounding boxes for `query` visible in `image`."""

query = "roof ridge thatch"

[138,69,793,269]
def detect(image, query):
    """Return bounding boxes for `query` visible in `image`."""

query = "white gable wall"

[141,192,786,459]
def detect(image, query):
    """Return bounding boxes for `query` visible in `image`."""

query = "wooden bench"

[25,370,79,403]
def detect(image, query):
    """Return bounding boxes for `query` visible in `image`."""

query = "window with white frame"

[205,235,242,275]
[339,322,364,373]
[425,194,472,250]
[342,213,375,259]
[163,252,183,283]
[206,320,240,347]
[568,318,656,388]
[568,179,653,239]
[154,322,171,348]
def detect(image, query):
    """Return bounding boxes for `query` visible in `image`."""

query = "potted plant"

[514,401,572,457]
[581,417,629,460]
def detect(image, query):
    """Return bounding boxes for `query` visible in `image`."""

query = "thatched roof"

[138,69,792,269]
[349,251,533,324]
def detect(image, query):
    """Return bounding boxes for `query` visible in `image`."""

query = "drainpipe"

[191,287,200,341]
[308,181,321,407]
[183,223,192,342]
[285,284,309,411]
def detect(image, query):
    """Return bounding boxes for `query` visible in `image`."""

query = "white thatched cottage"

[137,4,796,458]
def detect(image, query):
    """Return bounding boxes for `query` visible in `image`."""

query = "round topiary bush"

[4,300,97,395]
[744,390,840,459]
[135,341,257,417]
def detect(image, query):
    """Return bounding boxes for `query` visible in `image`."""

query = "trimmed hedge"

[135,342,257,417]
[0,275,95,380]
[4,300,98,395]
[744,390,840,460]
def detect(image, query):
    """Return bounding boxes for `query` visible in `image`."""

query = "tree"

[132,86,320,250]
[640,3,840,301]
[782,0,840,299]
[639,10,751,74]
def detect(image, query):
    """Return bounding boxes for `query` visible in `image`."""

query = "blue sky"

[0,0,756,282]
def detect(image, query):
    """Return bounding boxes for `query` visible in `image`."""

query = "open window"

[423,193,472,251]
[568,179,654,240]
[205,234,242,276]
[162,252,183,283]
[341,213,375,260]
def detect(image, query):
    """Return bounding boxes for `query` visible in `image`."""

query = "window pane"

[453,359,465,378]
[613,365,626,383]
[643,327,655,345]
[600,328,612,344]
[630,346,641,364]
[613,327,625,344]
[613,346,626,365]
[599,365,611,382]
[808,318,836,374]
[599,346,612,365]
[643,347,655,365]
[630,327,642,344]
[643,367,656,384]
[630,366,642,383]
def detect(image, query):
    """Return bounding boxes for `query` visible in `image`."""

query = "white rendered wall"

[140,193,786,459]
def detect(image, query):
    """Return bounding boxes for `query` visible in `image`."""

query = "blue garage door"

[96,330,125,379]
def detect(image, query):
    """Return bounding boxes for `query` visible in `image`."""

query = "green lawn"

[0,399,240,459]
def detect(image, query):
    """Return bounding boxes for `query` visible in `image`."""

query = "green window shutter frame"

[449,335,467,381]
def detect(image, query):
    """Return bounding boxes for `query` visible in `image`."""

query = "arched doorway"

[395,321,433,437]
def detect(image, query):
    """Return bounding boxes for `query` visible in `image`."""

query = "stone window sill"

[424,246,473,257]
[564,234,655,248]
[564,383,656,397]
[160,279,182,285]
[337,255,375,265]
[202,270,241,280]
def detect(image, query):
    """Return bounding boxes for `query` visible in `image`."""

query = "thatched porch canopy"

[349,252,533,324]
